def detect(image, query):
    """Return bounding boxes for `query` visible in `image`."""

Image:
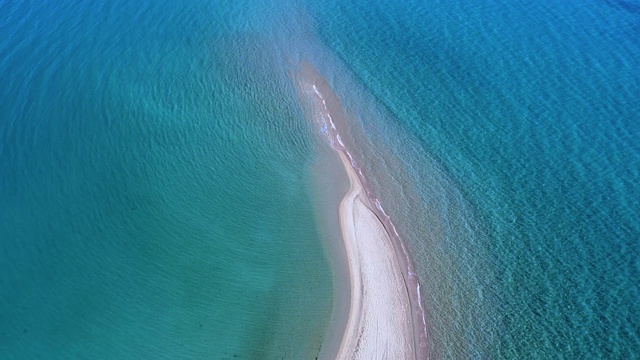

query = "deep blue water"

[309,0,640,357]
[1,0,639,358]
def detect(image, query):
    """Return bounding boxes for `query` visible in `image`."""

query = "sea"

[1,0,638,359]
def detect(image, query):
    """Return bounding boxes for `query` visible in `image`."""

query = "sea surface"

[1,0,639,359]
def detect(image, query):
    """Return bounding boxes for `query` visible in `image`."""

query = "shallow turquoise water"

[2,0,639,358]
[1,1,333,358]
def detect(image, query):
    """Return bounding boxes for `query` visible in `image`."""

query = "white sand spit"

[335,151,415,359]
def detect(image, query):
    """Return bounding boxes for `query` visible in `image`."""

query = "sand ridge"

[335,150,415,359]
[294,63,424,359]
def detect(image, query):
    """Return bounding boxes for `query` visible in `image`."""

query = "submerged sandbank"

[294,63,428,359]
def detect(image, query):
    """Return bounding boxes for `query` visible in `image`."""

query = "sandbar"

[294,64,420,359]
[335,150,415,359]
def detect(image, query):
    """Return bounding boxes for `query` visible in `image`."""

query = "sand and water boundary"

[294,63,428,359]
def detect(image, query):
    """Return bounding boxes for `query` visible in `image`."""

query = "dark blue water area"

[310,0,640,357]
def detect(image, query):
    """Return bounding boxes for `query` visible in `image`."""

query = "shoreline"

[294,63,428,359]
[334,150,415,359]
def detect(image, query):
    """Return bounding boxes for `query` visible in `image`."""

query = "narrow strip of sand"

[335,150,415,359]
[294,63,421,359]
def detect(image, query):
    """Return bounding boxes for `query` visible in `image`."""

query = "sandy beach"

[334,150,415,359]
[295,64,420,359]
